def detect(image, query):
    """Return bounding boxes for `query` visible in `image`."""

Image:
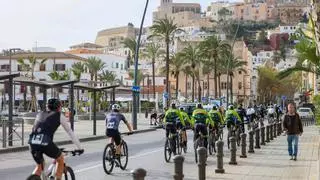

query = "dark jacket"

[282,113,303,135]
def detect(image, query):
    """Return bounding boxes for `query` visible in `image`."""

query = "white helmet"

[228,105,234,110]
[111,104,120,110]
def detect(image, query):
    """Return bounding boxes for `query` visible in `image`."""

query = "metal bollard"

[273,123,277,138]
[277,122,281,136]
[270,124,274,141]
[2,120,6,148]
[255,128,261,149]
[173,155,184,180]
[240,133,247,158]
[215,140,225,174]
[229,136,238,165]
[248,130,255,153]
[131,168,147,180]
[21,119,24,146]
[198,147,207,180]
[266,125,270,143]
[261,126,266,145]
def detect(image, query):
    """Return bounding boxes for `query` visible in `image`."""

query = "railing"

[0,116,24,148]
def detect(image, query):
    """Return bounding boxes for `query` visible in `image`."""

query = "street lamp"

[132,0,149,130]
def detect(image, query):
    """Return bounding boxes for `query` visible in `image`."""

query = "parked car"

[297,107,314,119]
[300,103,315,113]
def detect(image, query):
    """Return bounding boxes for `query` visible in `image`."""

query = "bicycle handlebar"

[60,148,84,156]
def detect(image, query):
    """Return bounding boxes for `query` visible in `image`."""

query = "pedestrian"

[282,103,303,161]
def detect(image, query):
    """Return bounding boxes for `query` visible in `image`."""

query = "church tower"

[160,0,173,6]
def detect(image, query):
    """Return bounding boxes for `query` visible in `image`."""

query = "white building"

[206,1,234,22]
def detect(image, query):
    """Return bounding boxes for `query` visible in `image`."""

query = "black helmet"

[171,103,176,109]
[196,103,203,109]
[48,98,61,111]
[212,105,217,110]
[179,107,184,111]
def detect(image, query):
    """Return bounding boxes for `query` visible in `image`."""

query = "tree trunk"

[230,74,233,104]
[23,89,27,111]
[218,74,221,98]
[185,74,188,98]
[77,89,80,112]
[142,76,145,99]
[192,74,195,102]
[152,58,156,99]
[165,40,170,108]
[214,57,218,98]
[198,78,202,102]
[175,73,179,99]
[207,73,210,98]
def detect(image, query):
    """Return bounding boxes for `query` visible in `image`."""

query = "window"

[20,85,27,93]
[239,71,242,75]
[121,64,123,70]
[39,79,46,93]
[54,64,65,71]
[187,82,191,90]
[221,82,227,90]
[39,64,46,71]
[204,82,208,89]
[148,79,152,86]
[17,65,23,71]
[163,79,166,85]
[81,89,85,93]
[238,82,242,90]
[0,64,10,72]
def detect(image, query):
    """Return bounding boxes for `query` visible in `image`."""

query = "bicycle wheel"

[208,132,213,155]
[26,175,41,180]
[236,129,241,146]
[103,144,115,174]
[176,135,181,155]
[119,141,129,170]
[63,166,75,180]
[227,130,231,149]
[219,129,224,140]
[164,139,172,163]
[194,139,199,163]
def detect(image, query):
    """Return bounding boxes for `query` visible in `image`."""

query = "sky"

[0,0,241,51]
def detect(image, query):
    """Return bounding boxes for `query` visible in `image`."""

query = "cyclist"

[274,104,282,122]
[225,105,242,132]
[237,104,247,132]
[192,103,214,149]
[105,104,133,157]
[163,103,183,155]
[28,98,83,180]
[209,105,224,127]
[179,107,191,147]
[267,105,276,122]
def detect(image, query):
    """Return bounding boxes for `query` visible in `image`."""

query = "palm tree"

[122,38,137,67]
[85,57,106,86]
[150,17,182,107]
[179,44,203,102]
[182,65,192,99]
[202,60,214,99]
[221,51,247,103]
[141,43,163,99]
[17,56,47,112]
[169,53,185,99]
[99,70,117,86]
[129,70,145,86]
[48,71,70,98]
[200,35,230,98]
[71,62,85,111]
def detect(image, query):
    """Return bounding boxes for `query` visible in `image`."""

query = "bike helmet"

[171,102,176,109]
[111,104,120,111]
[212,105,217,110]
[48,98,61,111]
[228,105,234,110]
[179,107,184,111]
[196,103,203,109]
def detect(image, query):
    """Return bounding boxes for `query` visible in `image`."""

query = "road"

[0,128,208,180]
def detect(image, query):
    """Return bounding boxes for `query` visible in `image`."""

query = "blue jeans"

[287,135,299,156]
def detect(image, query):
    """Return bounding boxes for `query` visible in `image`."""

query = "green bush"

[312,95,320,126]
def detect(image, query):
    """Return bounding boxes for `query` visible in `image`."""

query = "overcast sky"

[0,0,241,51]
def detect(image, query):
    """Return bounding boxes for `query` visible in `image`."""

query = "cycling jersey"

[164,108,183,124]
[209,110,224,125]
[29,111,81,148]
[192,108,214,126]
[105,112,127,130]
[225,110,242,124]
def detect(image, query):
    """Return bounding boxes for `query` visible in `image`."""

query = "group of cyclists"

[162,102,284,155]
[26,96,284,179]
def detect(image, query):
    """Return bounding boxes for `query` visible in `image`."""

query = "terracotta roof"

[69,42,103,49]
[65,48,103,54]
[0,52,87,61]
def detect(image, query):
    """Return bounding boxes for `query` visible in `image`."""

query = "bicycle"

[26,149,83,180]
[227,123,242,149]
[164,130,179,162]
[208,128,216,155]
[102,133,131,174]
[177,128,187,154]
[194,130,207,163]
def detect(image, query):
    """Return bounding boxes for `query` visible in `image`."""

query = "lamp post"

[132,0,149,130]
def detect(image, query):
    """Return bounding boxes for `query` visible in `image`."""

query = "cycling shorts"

[30,142,61,165]
[106,129,121,146]
[165,123,177,138]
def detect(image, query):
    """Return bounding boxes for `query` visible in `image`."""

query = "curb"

[0,127,159,154]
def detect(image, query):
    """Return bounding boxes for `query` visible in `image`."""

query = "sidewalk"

[205,125,320,180]
[0,113,156,152]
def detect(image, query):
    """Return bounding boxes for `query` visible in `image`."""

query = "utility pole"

[132,0,149,130]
